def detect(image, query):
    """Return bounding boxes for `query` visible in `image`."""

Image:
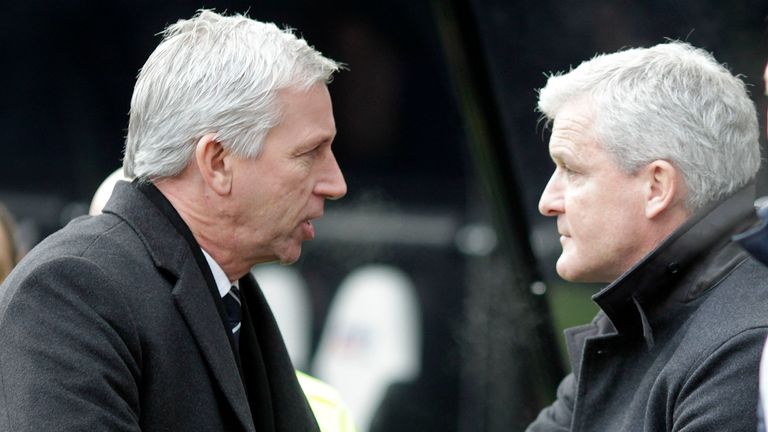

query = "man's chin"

[556,270,581,282]
[556,263,611,284]
[276,246,302,265]
[556,258,591,283]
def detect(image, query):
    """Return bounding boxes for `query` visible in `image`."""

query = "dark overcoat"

[0,181,319,432]
[528,186,768,431]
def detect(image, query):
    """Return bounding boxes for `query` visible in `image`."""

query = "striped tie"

[222,285,242,352]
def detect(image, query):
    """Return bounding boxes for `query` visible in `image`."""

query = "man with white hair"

[0,10,346,432]
[528,41,768,431]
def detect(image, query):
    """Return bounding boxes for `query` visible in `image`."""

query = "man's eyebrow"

[297,132,334,149]
[308,131,336,145]
[549,147,581,165]
[549,151,566,164]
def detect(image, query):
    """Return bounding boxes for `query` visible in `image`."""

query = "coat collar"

[103,180,189,276]
[592,184,757,344]
[103,180,257,432]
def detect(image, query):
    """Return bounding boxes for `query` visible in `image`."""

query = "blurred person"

[297,371,358,432]
[529,41,768,431]
[0,10,346,432]
[88,167,129,216]
[0,203,19,282]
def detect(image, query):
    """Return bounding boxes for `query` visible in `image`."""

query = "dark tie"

[222,285,242,352]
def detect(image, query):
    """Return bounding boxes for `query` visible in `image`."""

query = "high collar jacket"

[0,181,320,432]
[528,185,768,432]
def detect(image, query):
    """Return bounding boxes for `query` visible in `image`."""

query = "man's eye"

[299,147,320,157]
[560,165,580,178]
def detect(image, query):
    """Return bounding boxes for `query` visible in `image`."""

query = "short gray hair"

[123,9,341,180]
[538,41,760,212]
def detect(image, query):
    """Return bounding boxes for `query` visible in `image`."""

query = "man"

[528,41,768,431]
[0,10,346,432]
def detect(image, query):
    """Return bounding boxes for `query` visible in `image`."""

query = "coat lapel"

[104,181,256,432]
[173,258,256,432]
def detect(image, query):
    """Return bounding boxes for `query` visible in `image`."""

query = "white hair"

[538,41,760,212]
[123,10,341,180]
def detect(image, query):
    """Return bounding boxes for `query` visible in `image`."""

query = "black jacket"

[528,185,768,431]
[0,181,319,432]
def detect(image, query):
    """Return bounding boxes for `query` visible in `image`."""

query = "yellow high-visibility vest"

[297,371,358,432]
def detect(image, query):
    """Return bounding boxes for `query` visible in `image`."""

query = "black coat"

[0,181,319,432]
[528,185,768,431]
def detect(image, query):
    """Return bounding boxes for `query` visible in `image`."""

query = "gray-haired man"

[530,42,768,431]
[0,10,346,431]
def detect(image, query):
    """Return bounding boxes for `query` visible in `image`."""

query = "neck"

[154,175,252,281]
[621,206,691,280]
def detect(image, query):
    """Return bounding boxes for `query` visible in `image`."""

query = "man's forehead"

[548,140,590,165]
[549,106,597,156]
[551,97,595,134]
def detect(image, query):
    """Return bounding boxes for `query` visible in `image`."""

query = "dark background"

[2,1,767,431]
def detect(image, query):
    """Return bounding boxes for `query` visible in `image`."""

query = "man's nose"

[538,172,563,217]
[316,152,347,200]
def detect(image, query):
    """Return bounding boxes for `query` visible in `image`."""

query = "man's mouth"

[302,219,316,240]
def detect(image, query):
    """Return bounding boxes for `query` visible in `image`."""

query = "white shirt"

[201,249,238,298]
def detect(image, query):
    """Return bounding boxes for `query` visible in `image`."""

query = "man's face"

[228,83,346,265]
[538,99,650,283]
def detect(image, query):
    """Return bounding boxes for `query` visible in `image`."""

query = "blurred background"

[2,1,768,431]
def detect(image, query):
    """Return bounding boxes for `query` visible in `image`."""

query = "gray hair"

[538,41,760,212]
[123,10,341,180]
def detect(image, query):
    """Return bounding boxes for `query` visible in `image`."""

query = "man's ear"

[644,160,682,219]
[194,133,233,196]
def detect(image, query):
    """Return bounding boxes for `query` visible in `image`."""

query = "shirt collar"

[201,248,237,298]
